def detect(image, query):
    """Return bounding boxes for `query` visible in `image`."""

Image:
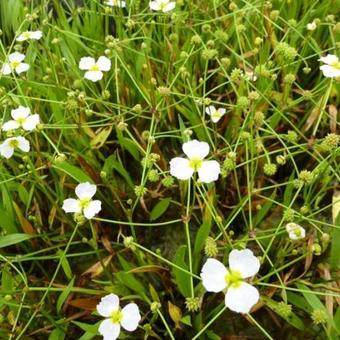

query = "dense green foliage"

[0,0,339,339]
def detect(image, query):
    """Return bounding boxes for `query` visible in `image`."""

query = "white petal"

[163,2,176,11]
[1,63,12,75]
[97,294,120,317]
[31,31,43,40]
[98,319,120,340]
[75,182,97,199]
[228,249,260,279]
[149,1,161,10]
[12,106,30,120]
[320,65,340,78]
[205,105,216,116]
[286,223,305,240]
[225,282,259,313]
[79,57,96,70]
[0,143,14,159]
[16,34,27,42]
[2,120,20,131]
[200,258,228,293]
[121,303,141,331]
[318,54,338,65]
[9,52,25,62]
[218,108,226,115]
[97,56,111,71]
[17,137,30,152]
[84,70,103,82]
[169,157,194,180]
[15,63,30,74]
[197,160,220,183]
[83,200,102,219]
[182,140,209,160]
[22,114,40,131]
[62,198,82,214]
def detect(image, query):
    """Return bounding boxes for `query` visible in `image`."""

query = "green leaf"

[0,234,33,248]
[264,297,304,331]
[57,276,75,313]
[150,198,172,221]
[53,161,92,183]
[72,321,99,334]
[57,250,73,280]
[193,220,211,256]
[172,245,191,297]
[48,328,65,340]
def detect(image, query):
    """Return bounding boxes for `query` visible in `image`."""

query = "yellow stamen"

[111,309,123,324]
[225,270,242,288]
[9,139,19,148]
[79,198,91,209]
[189,158,203,171]
[89,64,100,71]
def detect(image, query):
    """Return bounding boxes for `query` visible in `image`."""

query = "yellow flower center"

[189,158,203,171]
[329,61,340,69]
[23,32,31,39]
[89,64,100,71]
[293,228,302,237]
[10,61,20,69]
[9,139,19,148]
[212,112,221,119]
[17,117,26,125]
[79,198,91,209]
[225,270,242,288]
[111,309,123,324]
[159,1,168,10]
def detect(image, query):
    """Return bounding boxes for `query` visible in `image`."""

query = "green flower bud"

[185,297,201,312]
[204,237,218,257]
[263,163,277,176]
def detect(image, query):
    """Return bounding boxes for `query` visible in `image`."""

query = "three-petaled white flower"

[79,56,111,82]
[201,249,260,314]
[97,293,141,340]
[306,21,317,31]
[2,106,40,131]
[62,182,102,219]
[1,52,30,75]
[0,136,30,159]
[285,222,306,240]
[16,30,43,42]
[149,0,176,12]
[105,0,126,7]
[319,54,340,78]
[205,105,226,123]
[169,140,220,183]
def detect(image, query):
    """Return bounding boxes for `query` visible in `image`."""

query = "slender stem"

[192,305,227,340]
[185,178,194,297]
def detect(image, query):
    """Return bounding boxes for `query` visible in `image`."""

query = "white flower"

[319,54,340,78]
[306,21,317,31]
[201,249,260,314]
[62,182,102,219]
[169,140,220,183]
[105,0,126,7]
[286,223,306,240]
[149,0,176,12]
[79,56,111,82]
[2,106,40,131]
[205,105,226,123]
[244,70,257,81]
[0,136,30,159]
[1,52,30,75]
[16,30,43,41]
[97,293,141,340]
